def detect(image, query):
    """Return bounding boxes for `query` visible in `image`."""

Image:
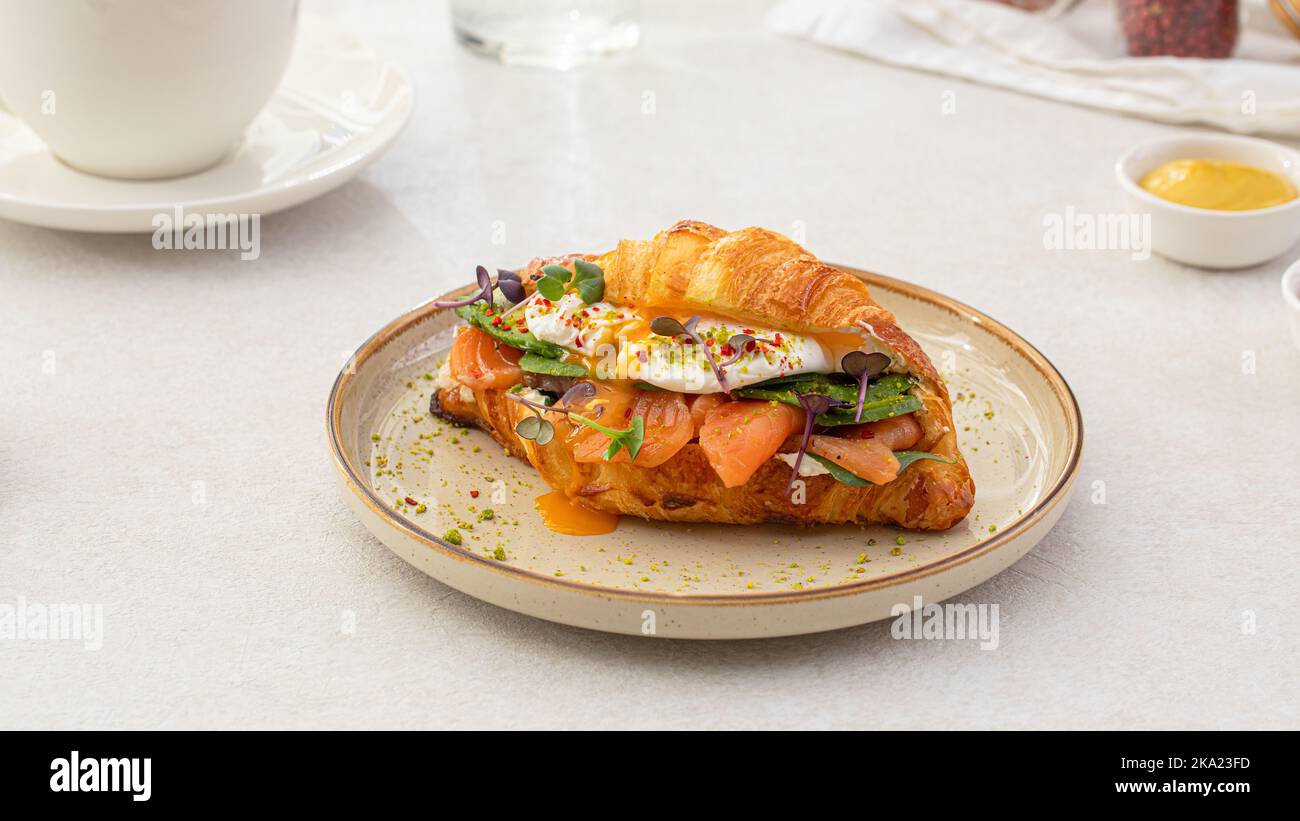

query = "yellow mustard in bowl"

[1139,159,1299,211]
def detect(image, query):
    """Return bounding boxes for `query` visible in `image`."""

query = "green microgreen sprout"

[508,381,643,461]
[568,412,645,462]
[536,259,605,304]
[537,264,571,301]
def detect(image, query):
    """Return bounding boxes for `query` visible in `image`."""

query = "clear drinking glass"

[451,0,640,68]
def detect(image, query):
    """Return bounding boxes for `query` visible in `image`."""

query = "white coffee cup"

[0,0,300,179]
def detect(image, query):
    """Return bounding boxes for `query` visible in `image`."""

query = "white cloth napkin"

[767,0,1300,136]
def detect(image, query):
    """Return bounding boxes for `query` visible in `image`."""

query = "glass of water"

[451,0,640,69]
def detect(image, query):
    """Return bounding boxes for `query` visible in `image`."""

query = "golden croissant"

[432,220,974,531]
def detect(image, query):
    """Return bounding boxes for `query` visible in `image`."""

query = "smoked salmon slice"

[449,326,523,390]
[569,384,639,463]
[699,400,805,487]
[571,388,693,467]
[806,435,901,485]
[687,393,728,437]
[840,414,923,451]
[626,391,694,467]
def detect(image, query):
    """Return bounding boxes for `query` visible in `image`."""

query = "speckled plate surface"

[328,267,1083,639]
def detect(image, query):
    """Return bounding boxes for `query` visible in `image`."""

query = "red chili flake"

[774,333,784,345]
[720,345,735,358]
[491,317,502,326]
[502,325,512,332]
[746,340,757,352]
[574,338,583,348]
[743,328,755,335]
[470,490,480,498]
[705,338,715,346]
[404,496,418,506]
[485,308,495,316]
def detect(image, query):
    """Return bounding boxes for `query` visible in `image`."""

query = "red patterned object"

[1120,0,1239,58]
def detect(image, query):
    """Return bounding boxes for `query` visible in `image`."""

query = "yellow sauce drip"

[534,491,620,536]
[1140,159,1298,211]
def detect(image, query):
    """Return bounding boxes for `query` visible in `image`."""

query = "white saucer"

[0,14,413,233]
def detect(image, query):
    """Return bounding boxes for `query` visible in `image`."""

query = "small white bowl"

[1283,260,1300,353]
[1116,134,1300,269]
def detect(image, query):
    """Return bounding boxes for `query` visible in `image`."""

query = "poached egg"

[523,292,839,393]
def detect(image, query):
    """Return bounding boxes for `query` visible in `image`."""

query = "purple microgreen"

[649,316,687,337]
[506,390,553,417]
[650,315,730,391]
[558,380,597,411]
[786,391,848,493]
[433,264,494,309]
[497,274,525,305]
[841,351,891,423]
[718,332,774,367]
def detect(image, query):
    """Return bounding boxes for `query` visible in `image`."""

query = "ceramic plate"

[0,14,413,233]
[328,267,1083,639]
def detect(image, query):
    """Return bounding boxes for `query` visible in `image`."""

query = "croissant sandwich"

[431,221,974,531]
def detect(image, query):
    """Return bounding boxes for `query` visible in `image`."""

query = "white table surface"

[3,0,1298,730]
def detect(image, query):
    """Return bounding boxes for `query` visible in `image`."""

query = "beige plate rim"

[327,266,1084,607]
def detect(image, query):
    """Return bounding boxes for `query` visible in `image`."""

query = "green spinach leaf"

[454,303,565,359]
[735,372,922,425]
[806,454,872,486]
[808,449,956,487]
[518,352,588,377]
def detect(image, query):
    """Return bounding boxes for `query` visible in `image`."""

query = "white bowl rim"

[1283,259,1300,312]
[1115,133,1300,219]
